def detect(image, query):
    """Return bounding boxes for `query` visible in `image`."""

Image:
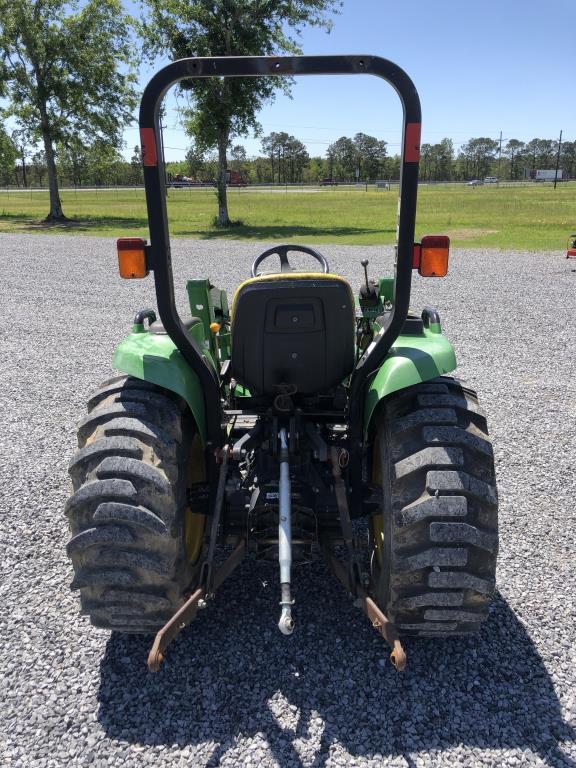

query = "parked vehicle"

[484,177,498,184]
[531,169,565,181]
[467,179,483,186]
[227,169,247,187]
[319,178,338,186]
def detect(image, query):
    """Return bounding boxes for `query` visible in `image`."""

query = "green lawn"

[1,183,574,249]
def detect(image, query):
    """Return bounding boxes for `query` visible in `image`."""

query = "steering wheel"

[251,244,330,277]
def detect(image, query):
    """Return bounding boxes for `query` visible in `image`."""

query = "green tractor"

[65,56,498,671]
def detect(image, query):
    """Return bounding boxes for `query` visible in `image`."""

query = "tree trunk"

[21,151,28,188]
[216,127,230,227]
[41,126,66,221]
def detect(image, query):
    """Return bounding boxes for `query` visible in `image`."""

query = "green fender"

[364,327,457,434]
[113,328,208,443]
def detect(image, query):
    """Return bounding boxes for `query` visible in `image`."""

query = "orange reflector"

[419,235,450,277]
[117,237,149,279]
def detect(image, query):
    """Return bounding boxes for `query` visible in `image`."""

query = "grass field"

[1,183,574,249]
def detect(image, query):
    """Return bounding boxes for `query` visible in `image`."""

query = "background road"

[0,234,575,767]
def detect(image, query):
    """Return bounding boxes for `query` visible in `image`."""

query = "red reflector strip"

[421,235,450,249]
[404,123,421,162]
[140,128,158,166]
[412,243,421,269]
[117,237,147,250]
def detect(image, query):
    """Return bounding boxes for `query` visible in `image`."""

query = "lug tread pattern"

[93,501,168,535]
[373,376,498,638]
[66,377,198,633]
[68,437,143,482]
[77,400,182,447]
[399,495,468,526]
[394,446,464,480]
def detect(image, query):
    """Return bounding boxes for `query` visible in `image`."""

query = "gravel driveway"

[0,233,575,768]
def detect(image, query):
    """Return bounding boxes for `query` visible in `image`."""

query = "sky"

[125,0,576,162]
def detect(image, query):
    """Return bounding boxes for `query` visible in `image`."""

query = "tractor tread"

[77,401,182,446]
[422,425,493,456]
[87,377,163,410]
[66,377,200,633]
[390,408,458,434]
[428,570,495,594]
[399,495,468,526]
[429,521,498,552]
[95,456,171,495]
[373,376,498,638]
[394,446,464,480]
[93,501,168,535]
[93,415,176,449]
[67,525,135,553]
[68,437,143,480]
[426,470,498,506]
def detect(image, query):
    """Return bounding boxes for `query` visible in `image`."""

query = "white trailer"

[534,169,565,181]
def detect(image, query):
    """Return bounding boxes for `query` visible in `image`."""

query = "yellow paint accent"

[231,272,353,317]
[184,433,206,564]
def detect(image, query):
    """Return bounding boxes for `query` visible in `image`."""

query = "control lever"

[359,259,379,306]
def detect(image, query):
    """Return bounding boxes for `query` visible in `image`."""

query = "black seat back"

[230,275,355,396]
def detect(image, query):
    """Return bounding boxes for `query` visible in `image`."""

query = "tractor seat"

[230,273,356,397]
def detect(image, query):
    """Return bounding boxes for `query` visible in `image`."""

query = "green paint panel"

[113,331,206,442]
[364,328,456,432]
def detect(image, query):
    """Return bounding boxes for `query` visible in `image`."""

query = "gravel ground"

[0,233,575,768]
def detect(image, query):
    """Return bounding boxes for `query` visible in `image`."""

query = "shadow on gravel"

[97,560,574,767]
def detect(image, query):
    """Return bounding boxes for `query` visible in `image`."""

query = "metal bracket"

[363,596,406,671]
[147,540,246,672]
[321,540,407,671]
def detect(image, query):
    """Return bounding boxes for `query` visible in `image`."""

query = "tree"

[11,128,32,188]
[57,139,89,187]
[130,145,144,185]
[560,141,576,179]
[353,132,387,180]
[0,124,18,185]
[461,137,498,179]
[31,150,46,186]
[504,139,525,180]
[230,144,247,171]
[524,138,556,171]
[420,143,432,181]
[326,136,356,180]
[261,132,309,183]
[185,144,205,178]
[0,0,137,221]
[431,138,454,181]
[142,0,340,226]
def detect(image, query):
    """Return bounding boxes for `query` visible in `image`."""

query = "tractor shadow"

[97,559,575,767]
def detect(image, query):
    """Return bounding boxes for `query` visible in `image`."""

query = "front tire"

[65,376,207,633]
[370,377,498,637]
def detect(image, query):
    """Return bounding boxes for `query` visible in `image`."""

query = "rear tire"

[370,376,498,637]
[65,375,206,633]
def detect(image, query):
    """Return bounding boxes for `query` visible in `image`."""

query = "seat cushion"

[230,274,355,396]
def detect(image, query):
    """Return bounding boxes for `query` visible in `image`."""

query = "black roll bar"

[139,55,421,451]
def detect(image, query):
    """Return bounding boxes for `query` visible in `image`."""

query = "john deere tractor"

[65,56,498,671]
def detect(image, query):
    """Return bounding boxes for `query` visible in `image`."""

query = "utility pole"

[554,130,563,189]
[497,131,502,185]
